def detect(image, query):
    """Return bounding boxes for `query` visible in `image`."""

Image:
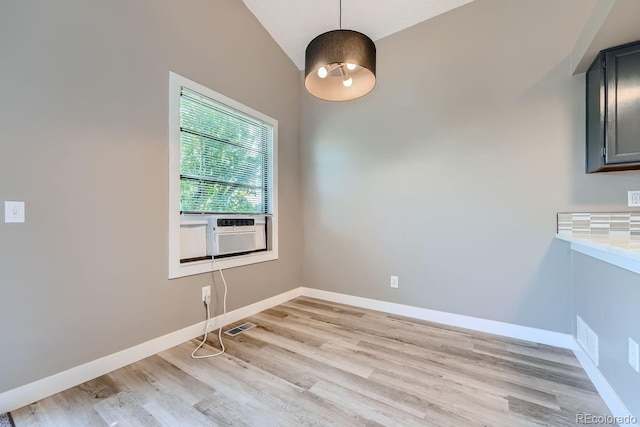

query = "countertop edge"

[555,234,640,275]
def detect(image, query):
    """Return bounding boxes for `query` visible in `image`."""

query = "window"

[179,87,273,215]
[168,72,278,279]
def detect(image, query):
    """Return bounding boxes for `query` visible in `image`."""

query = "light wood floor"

[12,297,612,426]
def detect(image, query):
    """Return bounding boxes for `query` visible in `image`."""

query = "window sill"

[169,250,277,279]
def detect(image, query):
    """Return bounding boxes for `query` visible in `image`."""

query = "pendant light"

[304,0,376,101]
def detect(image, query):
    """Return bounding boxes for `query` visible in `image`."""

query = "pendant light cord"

[339,0,342,30]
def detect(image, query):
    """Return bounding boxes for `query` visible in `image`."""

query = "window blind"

[179,87,272,214]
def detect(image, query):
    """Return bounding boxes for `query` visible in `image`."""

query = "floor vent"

[577,316,599,366]
[224,322,256,337]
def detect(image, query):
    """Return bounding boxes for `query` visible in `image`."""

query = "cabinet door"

[586,54,605,173]
[605,44,640,164]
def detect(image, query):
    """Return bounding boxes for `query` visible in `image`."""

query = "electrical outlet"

[629,191,640,207]
[201,286,211,302]
[629,338,639,372]
[390,275,399,288]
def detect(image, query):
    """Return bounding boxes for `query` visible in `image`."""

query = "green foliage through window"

[179,88,273,214]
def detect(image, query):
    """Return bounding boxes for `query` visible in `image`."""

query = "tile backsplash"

[557,212,640,237]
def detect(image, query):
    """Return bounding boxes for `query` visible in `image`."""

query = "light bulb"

[343,76,353,87]
[317,66,328,78]
[346,63,357,71]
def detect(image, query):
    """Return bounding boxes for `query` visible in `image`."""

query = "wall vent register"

[224,322,257,337]
[577,316,599,366]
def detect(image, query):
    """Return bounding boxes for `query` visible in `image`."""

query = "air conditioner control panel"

[214,218,256,233]
[216,218,255,227]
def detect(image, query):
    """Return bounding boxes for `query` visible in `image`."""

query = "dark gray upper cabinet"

[586,41,640,173]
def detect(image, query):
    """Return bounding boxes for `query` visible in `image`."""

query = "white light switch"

[5,201,25,223]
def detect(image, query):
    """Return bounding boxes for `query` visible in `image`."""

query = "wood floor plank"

[142,390,214,427]
[288,298,367,318]
[246,325,375,378]
[284,302,475,354]
[355,338,562,411]
[158,345,307,426]
[194,392,282,427]
[11,297,612,427]
[220,337,320,390]
[351,327,594,403]
[442,344,598,393]
[368,367,518,426]
[472,344,593,383]
[93,391,160,427]
[160,342,358,426]
[508,395,579,427]
[473,336,583,369]
[246,313,328,348]
[225,336,431,419]
[133,354,216,406]
[308,379,430,426]
[106,362,169,404]
[251,310,362,346]
[258,305,388,346]
[11,376,117,427]
[555,390,612,422]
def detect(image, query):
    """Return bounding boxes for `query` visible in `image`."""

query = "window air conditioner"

[206,217,266,257]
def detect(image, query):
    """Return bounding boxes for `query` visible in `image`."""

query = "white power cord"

[191,260,228,359]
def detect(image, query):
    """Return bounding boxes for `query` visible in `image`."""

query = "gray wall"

[301,0,638,332]
[0,0,301,393]
[572,251,640,417]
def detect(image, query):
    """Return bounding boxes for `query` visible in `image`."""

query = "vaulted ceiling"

[242,0,475,70]
[243,0,640,75]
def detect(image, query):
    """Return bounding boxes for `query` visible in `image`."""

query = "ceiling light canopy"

[304,2,376,102]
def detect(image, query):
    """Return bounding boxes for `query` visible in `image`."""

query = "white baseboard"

[569,340,637,426]
[2,286,635,425]
[300,288,574,348]
[300,287,636,424]
[0,287,303,414]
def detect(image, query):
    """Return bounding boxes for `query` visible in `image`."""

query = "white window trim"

[168,71,278,279]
